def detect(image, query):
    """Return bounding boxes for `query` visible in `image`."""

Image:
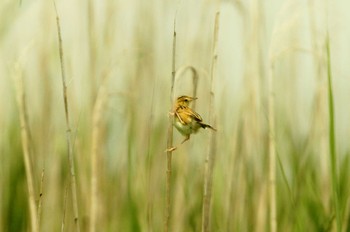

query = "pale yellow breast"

[174,118,192,135]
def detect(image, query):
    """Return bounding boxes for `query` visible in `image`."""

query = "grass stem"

[13,63,39,232]
[54,3,81,231]
[164,11,177,232]
[61,185,69,232]
[37,168,45,231]
[326,31,341,232]
[90,77,109,232]
[202,12,220,232]
[268,64,277,232]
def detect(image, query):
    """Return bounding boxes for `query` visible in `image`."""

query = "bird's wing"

[175,110,186,124]
[182,107,203,122]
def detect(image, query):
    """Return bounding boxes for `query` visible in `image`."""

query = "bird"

[168,95,216,151]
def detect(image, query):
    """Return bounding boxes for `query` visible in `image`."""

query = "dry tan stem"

[174,65,199,105]
[37,169,45,231]
[13,63,38,232]
[90,78,109,232]
[164,12,177,232]
[201,12,220,232]
[165,12,200,232]
[54,3,81,232]
[268,64,277,232]
[61,185,69,232]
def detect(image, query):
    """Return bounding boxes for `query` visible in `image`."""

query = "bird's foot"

[181,135,190,144]
[168,111,175,117]
[165,146,177,152]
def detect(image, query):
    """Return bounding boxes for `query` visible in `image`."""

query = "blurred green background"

[1,0,350,231]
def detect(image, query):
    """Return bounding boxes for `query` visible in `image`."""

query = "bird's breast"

[174,118,192,135]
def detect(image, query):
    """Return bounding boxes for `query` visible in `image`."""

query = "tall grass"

[13,63,38,232]
[164,10,177,232]
[326,31,341,232]
[54,4,80,231]
[202,11,219,232]
[267,63,277,232]
[90,76,109,232]
[1,1,350,232]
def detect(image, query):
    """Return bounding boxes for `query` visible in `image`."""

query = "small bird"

[170,95,216,149]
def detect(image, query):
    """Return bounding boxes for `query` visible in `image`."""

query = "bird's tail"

[199,122,217,131]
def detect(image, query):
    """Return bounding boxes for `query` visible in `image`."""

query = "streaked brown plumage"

[173,95,216,144]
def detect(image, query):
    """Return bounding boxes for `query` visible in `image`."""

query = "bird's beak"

[192,97,198,101]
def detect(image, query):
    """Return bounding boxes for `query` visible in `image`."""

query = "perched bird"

[172,95,216,145]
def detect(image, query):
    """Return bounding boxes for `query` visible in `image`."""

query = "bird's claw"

[165,146,177,152]
[168,111,175,117]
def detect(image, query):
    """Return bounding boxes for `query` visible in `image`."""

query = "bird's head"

[176,95,197,107]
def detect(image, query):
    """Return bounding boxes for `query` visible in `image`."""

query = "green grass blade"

[326,31,341,232]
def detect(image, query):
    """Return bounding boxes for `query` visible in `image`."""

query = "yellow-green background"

[1,0,350,231]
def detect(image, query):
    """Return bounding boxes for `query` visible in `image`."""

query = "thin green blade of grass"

[326,31,341,232]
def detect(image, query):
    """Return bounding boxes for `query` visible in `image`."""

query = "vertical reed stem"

[164,13,177,232]
[326,32,341,232]
[268,64,277,232]
[54,3,81,232]
[202,12,220,232]
[37,169,45,231]
[90,79,108,232]
[13,64,38,232]
[61,185,69,232]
